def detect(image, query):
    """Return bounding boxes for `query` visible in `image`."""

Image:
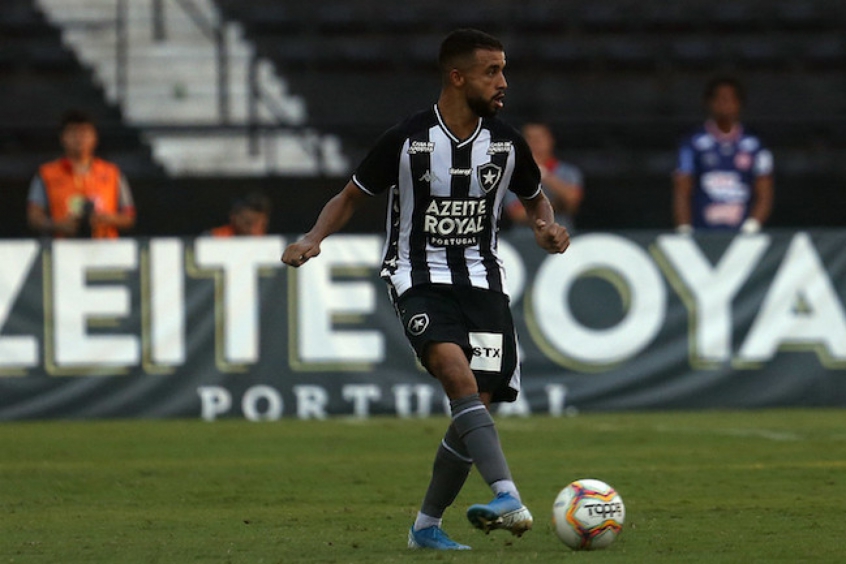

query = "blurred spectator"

[27,110,136,238]
[506,122,583,233]
[673,77,774,234]
[208,192,272,236]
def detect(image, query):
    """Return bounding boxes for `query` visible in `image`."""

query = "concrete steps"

[145,130,348,176]
[35,0,348,176]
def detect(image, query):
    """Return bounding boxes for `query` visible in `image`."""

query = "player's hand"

[90,212,116,228]
[533,219,570,254]
[52,216,80,236]
[282,238,321,267]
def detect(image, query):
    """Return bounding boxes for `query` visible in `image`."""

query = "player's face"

[463,49,507,118]
[232,209,268,236]
[708,85,742,124]
[61,123,98,160]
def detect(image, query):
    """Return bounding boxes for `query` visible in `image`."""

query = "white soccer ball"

[552,478,625,550]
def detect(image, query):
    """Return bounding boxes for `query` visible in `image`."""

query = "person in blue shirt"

[673,77,774,234]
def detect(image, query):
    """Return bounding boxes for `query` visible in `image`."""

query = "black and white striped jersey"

[352,104,541,298]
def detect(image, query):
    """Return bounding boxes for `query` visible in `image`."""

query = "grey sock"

[420,423,472,519]
[450,394,513,487]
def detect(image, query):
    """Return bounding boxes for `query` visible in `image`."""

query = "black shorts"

[394,284,520,403]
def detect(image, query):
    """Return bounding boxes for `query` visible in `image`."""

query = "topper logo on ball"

[584,502,624,518]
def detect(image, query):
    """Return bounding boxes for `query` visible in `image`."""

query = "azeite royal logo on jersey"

[423,198,488,247]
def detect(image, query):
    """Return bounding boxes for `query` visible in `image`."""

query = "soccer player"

[282,29,569,550]
[673,76,774,233]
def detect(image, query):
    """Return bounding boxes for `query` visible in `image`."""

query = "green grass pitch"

[1,410,844,563]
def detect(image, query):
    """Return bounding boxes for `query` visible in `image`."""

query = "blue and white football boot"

[466,492,533,537]
[408,526,471,550]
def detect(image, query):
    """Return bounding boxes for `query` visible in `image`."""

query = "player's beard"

[467,93,499,118]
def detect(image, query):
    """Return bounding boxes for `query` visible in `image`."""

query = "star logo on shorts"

[477,163,502,193]
[407,313,429,336]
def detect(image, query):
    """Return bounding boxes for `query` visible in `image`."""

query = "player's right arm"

[281,181,369,267]
[673,141,695,232]
[27,203,79,236]
[26,174,79,236]
[672,172,694,231]
[283,118,404,267]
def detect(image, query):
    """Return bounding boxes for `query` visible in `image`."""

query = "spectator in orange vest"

[208,192,272,237]
[27,110,136,238]
[505,122,583,234]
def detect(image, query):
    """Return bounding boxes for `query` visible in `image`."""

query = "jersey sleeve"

[351,125,406,196]
[117,173,136,213]
[676,139,695,175]
[753,148,774,176]
[27,175,48,208]
[509,134,542,198]
[556,162,583,188]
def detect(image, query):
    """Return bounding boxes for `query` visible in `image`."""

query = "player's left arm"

[743,147,774,233]
[520,190,570,254]
[92,173,136,231]
[92,209,136,231]
[511,131,569,254]
[748,174,774,226]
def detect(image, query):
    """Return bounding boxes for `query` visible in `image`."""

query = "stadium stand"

[1,0,844,236]
[214,0,846,229]
[0,0,165,237]
[0,1,162,178]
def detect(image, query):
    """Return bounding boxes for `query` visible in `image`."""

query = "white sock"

[413,511,442,531]
[491,479,520,501]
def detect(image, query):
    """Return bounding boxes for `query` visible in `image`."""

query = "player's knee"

[423,342,468,378]
[423,343,476,397]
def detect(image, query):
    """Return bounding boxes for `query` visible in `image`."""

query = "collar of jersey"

[705,119,743,143]
[433,104,482,148]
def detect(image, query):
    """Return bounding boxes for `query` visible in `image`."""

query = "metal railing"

[116,0,128,107]
[113,0,325,173]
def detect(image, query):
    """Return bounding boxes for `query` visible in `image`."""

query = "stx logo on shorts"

[469,332,503,372]
[407,313,429,336]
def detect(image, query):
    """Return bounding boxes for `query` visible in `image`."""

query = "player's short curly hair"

[59,109,96,131]
[438,28,504,77]
[703,76,746,106]
[232,192,272,215]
